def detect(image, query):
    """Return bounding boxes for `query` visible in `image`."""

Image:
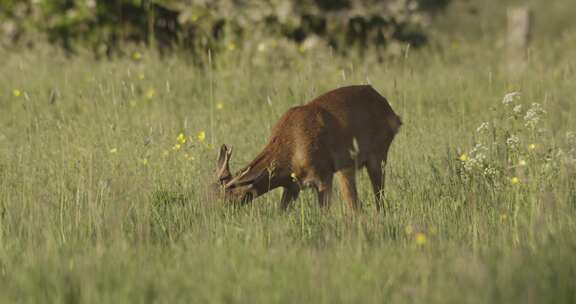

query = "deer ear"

[216,144,232,181]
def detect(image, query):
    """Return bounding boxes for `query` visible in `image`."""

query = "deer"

[211,85,401,211]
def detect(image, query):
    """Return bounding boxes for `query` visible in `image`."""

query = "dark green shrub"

[0,0,450,57]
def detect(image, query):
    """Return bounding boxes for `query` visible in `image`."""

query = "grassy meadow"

[1,2,576,303]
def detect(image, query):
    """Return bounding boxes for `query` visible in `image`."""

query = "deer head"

[211,144,259,204]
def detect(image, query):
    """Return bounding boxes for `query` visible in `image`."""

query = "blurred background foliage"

[0,0,450,58]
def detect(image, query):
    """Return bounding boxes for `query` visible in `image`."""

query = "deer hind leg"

[279,186,300,211]
[366,158,386,212]
[335,167,360,211]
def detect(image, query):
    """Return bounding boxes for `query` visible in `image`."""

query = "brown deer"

[212,85,401,211]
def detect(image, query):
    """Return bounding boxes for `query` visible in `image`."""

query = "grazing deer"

[212,85,401,211]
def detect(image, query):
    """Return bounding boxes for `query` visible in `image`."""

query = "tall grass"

[1,8,576,304]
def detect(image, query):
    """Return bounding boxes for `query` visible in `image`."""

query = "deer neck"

[241,148,288,196]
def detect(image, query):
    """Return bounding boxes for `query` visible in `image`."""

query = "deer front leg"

[315,175,333,209]
[279,186,299,211]
[335,167,360,211]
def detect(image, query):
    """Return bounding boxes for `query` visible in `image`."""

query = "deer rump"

[212,85,401,211]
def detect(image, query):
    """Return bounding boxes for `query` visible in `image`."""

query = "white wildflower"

[502,92,521,106]
[463,158,479,172]
[506,135,520,150]
[524,103,546,129]
[483,166,497,178]
[463,143,488,172]
[513,105,522,114]
[470,143,488,161]
[476,122,489,133]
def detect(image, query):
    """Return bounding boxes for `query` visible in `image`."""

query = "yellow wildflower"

[109,148,118,154]
[459,154,468,162]
[132,51,142,61]
[415,232,427,246]
[172,143,181,151]
[216,102,224,110]
[197,131,206,142]
[141,158,149,166]
[144,88,156,100]
[511,177,520,185]
[176,133,187,144]
[528,143,536,151]
[12,89,21,97]
[518,159,527,167]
